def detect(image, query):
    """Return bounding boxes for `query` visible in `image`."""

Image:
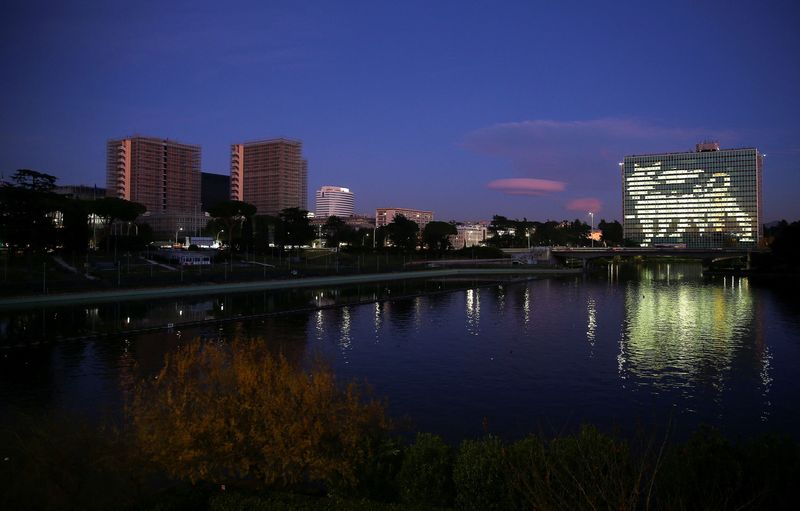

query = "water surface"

[2,263,798,442]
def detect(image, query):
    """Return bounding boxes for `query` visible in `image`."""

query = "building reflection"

[618,275,762,395]
[465,288,480,336]
[586,296,597,351]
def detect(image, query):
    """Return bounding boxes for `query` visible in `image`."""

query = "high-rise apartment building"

[230,138,308,216]
[106,136,201,214]
[622,142,762,248]
[315,186,354,218]
[375,207,434,229]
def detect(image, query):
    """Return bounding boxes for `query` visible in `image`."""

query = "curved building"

[315,186,354,218]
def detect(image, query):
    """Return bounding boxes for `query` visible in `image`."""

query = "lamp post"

[588,212,594,248]
[175,227,183,247]
[215,229,225,248]
[525,231,530,250]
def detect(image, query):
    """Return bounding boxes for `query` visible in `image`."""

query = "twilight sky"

[1,0,799,222]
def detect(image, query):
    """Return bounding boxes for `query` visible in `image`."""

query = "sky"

[1,0,799,223]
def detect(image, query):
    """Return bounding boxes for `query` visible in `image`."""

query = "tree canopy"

[598,219,623,245]
[422,221,457,251]
[383,214,419,251]
[0,169,61,254]
[208,200,257,249]
[91,197,146,224]
[322,216,356,248]
[276,208,315,248]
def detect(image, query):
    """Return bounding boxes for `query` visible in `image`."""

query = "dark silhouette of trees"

[91,197,146,234]
[769,220,800,264]
[422,221,457,251]
[384,214,419,251]
[486,215,593,247]
[208,200,257,250]
[59,199,90,255]
[276,207,314,248]
[598,219,623,245]
[322,216,356,248]
[0,169,60,255]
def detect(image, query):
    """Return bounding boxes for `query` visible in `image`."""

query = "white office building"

[315,186,354,218]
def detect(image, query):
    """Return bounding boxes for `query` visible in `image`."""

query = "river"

[1,262,798,442]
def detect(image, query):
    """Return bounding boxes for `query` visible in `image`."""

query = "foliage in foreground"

[2,338,800,510]
[126,340,390,490]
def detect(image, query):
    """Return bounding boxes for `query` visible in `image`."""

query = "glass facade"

[622,145,762,248]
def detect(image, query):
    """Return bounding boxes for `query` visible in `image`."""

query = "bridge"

[504,246,768,270]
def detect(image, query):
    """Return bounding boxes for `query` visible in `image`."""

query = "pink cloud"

[566,197,602,213]
[487,178,566,196]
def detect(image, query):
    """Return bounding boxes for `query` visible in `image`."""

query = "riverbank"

[3,343,797,511]
[0,267,580,309]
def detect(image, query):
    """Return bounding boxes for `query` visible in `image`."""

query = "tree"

[384,214,419,251]
[422,221,457,251]
[276,207,314,248]
[91,197,146,233]
[486,215,515,248]
[11,169,57,193]
[486,215,535,248]
[770,220,800,264]
[598,219,623,245]
[208,200,257,250]
[0,169,60,254]
[322,216,355,248]
[59,199,90,255]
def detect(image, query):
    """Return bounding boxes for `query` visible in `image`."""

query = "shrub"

[126,340,391,491]
[0,412,145,511]
[453,435,510,511]
[739,434,800,510]
[505,427,643,511]
[654,426,743,509]
[397,433,454,507]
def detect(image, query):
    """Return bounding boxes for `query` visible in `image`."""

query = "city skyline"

[2,1,799,222]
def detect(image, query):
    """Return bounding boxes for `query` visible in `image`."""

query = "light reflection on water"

[465,288,480,336]
[619,279,754,388]
[1,263,799,442]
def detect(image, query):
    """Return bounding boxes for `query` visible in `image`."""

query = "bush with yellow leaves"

[126,340,390,490]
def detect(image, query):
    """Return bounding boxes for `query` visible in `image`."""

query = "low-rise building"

[375,207,433,229]
[449,223,488,249]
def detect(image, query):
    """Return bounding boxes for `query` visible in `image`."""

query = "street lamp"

[525,231,530,250]
[588,212,594,248]
[175,227,183,247]
[215,229,225,247]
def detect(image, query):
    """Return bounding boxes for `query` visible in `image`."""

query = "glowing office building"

[622,142,762,248]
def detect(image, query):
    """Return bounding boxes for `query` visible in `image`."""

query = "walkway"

[52,256,98,281]
[0,267,579,308]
